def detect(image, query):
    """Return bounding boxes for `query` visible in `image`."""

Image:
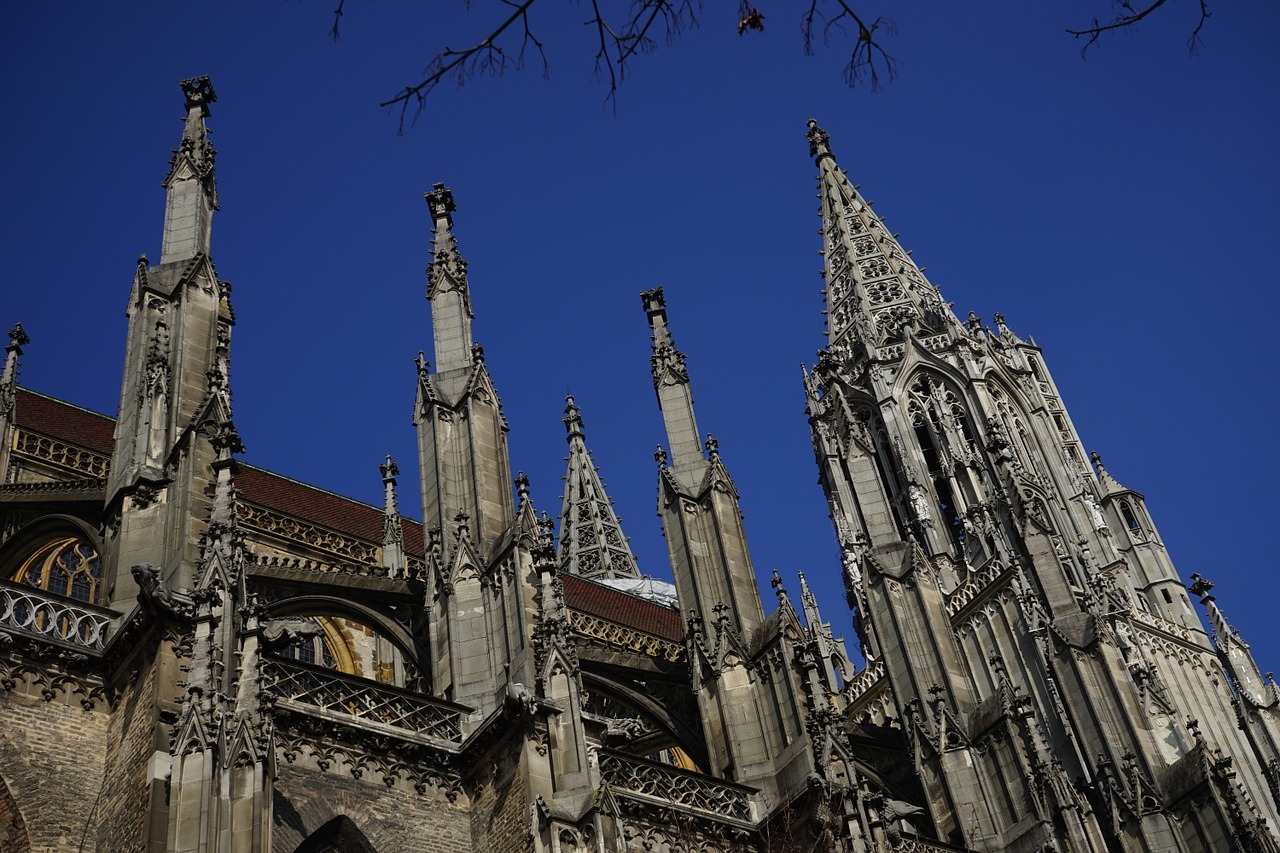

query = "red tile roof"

[236,465,425,558]
[12,389,678,641]
[15,389,116,454]
[561,574,684,641]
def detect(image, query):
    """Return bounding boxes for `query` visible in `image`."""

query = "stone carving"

[908,483,934,527]
[260,618,324,650]
[131,563,193,618]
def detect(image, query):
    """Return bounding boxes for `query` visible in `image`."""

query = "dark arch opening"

[263,595,429,692]
[291,815,378,853]
[0,773,31,853]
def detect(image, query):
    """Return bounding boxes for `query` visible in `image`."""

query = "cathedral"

[1,76,1278,853]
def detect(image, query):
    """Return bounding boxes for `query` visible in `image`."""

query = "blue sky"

[3,3,1278,671]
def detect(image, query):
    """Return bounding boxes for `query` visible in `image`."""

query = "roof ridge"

[17,387,115,422]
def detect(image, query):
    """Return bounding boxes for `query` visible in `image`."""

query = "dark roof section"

[237,465,425,558]
[15,389,116,454]
[13,388,679,640]
[560,573,683,641]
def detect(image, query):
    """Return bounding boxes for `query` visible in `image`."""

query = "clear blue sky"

[3,3,1277,671]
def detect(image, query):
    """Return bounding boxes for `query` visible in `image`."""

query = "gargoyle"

[605,717,647,745]
[261,618,324,650]
[505,680,539,716]
[131,563,193,618]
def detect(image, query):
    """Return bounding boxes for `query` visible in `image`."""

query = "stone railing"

[945,559,1012,618]
[895,833,973,852]
[0,579,116,651]
[11,429,110,478]
[262,656,462,742]
[845,658,885,702]
[597,749,754,824]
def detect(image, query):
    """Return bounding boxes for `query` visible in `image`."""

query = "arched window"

[14,537,101,603]
[1120,500,1143,537]
[271,615,411,686]
[278,626,339,670]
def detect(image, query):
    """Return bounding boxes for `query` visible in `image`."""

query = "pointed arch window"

[14,537,102,603]
[906,375,973,553]
[1119,500,1144,538]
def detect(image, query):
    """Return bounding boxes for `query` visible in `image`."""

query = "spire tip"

[179,76,216,116]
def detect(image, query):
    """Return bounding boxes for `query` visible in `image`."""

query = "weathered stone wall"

[0,678,110,851]
[0,773,32,852]
[96,641,161,852]
[468,759,531,853]
[271,761,471,852]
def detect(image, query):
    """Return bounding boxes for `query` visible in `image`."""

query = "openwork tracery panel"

[597,749,753,823]
[14,537,102,603]
[262,656,461,741]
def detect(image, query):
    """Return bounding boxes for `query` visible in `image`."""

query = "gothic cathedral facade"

[1,78,1277,853]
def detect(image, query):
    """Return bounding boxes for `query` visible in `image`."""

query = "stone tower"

[803,118,1280,851]
[0,82,1276,853]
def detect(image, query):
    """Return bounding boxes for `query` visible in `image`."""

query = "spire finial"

[1,323,29,418]
[180,76,217,116]
[380,454,400,505]
[515,471,531,505]
[7,324,30,353]
[563,395,585,441]
[160,77,217,263]
[425,182,457,227]
[806,118,831,159]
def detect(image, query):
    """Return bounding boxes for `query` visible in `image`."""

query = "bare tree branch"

[323,1,1210,127]
[330,0,346,42]
[802,1,897,91]
[1068,0,1211,57]
[379,0,549,132]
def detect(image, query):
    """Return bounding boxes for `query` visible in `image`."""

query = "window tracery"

[14,536,101,603]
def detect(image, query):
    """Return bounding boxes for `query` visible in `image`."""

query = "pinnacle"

[557,396,640,581]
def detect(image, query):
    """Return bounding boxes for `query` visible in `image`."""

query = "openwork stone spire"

[557,395,640,580]
[160,76,217,264]
[425,182,475,373]
[809,118,958,358]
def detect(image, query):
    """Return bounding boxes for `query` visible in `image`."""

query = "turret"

[414,185,515,556]
[415,185,532,718]
[104,76,236,609]
[644,287,763,637]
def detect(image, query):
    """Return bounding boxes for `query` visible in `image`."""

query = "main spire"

[557,395,641,580]
[808,118,958,358]
[160,76,217,264]
[425,183,475,374]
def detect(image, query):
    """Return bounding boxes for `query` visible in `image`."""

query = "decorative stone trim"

[568,609,684,663]
[846,659,886,702]
[240,502,378,563]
